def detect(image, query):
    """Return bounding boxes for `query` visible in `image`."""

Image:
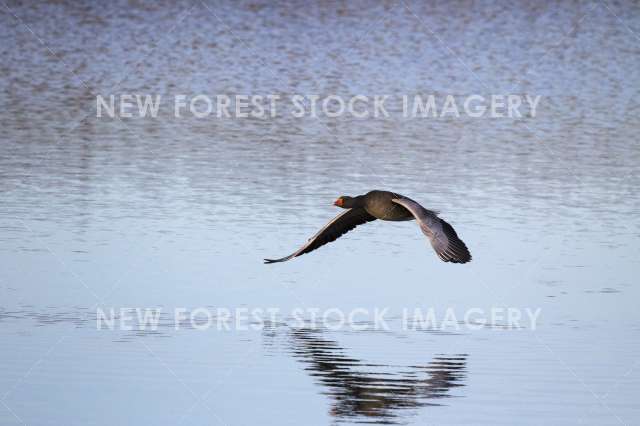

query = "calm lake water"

[1,1,639,425]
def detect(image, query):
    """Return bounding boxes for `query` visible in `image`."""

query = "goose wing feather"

[264,208,376,263]
[391,198,471,263]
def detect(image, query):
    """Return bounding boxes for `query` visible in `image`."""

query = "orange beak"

[333,198,343,207]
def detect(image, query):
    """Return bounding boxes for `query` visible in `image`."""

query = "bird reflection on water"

[289,328,467,424]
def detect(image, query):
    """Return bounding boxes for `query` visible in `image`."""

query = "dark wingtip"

[264,258,276,264]
[454,253,472,264]
[438,218,472,264]
[448,246,472,264]
[436,241,472,264]
[441,252,471,264]
[454,248,472,263]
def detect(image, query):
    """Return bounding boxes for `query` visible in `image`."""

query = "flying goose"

[265,190,471,264]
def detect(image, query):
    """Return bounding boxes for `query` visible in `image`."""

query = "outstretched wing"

[391,198,471,263]
[264,208,377,264]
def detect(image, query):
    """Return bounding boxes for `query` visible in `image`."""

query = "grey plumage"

[391,197,471,263]
[265,190,471,264]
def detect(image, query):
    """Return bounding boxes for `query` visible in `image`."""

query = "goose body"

[359,190,414,221]
[264,190,471,264]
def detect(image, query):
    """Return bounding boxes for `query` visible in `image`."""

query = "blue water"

[1,1,639,425]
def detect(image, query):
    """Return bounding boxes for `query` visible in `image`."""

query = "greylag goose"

[265,190,471,264]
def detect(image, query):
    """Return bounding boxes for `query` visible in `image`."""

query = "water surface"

[1,1,639,425]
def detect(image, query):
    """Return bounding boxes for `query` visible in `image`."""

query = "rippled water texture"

[1,1,639,425]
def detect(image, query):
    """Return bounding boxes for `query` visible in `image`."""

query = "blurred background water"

[1,0,639,425]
